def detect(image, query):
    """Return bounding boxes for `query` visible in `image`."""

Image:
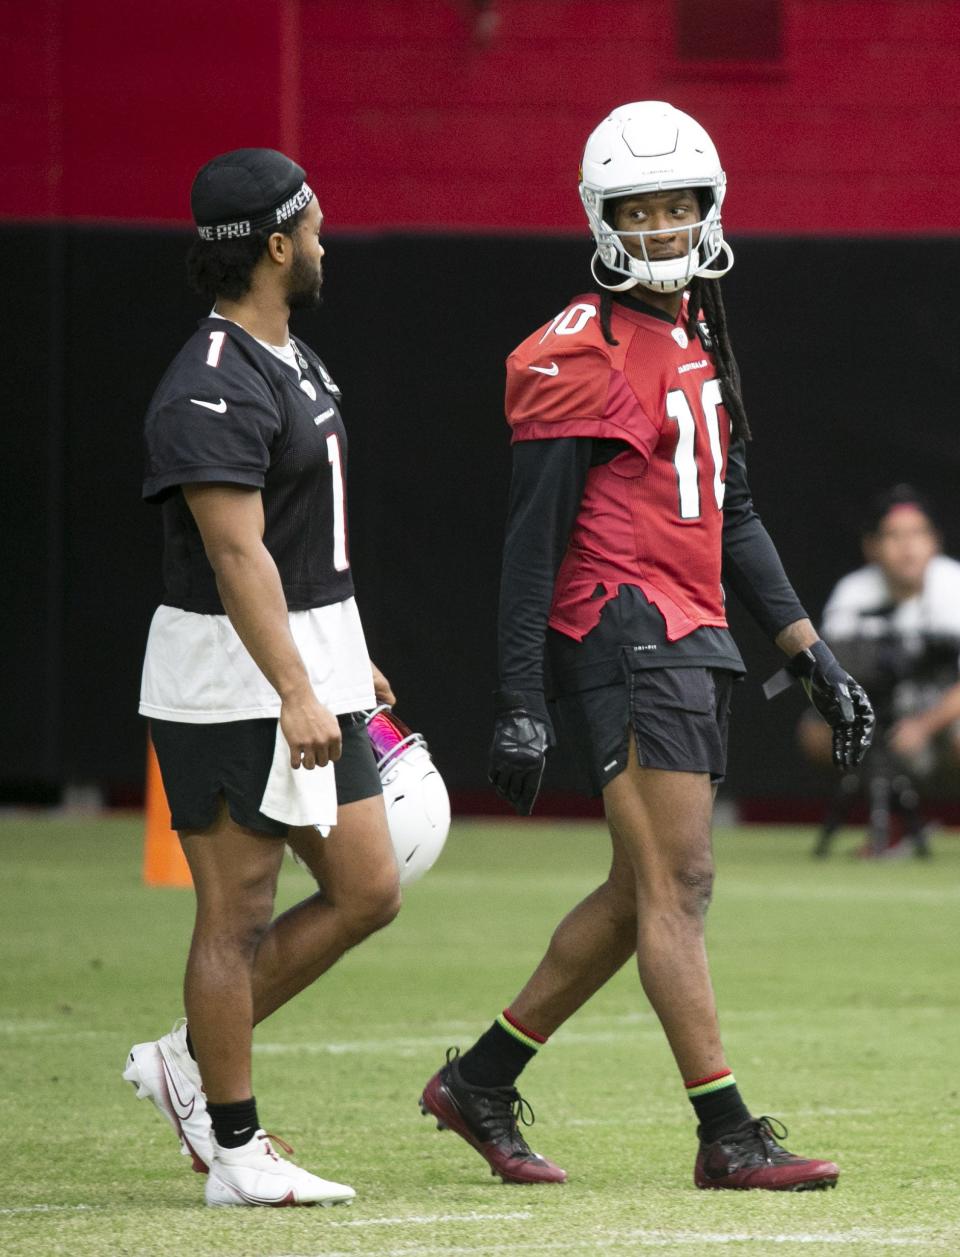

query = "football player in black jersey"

[124,150,400,1207]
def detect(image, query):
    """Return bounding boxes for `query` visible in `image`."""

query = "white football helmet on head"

[365,706,450,886]
[579,100,734,294]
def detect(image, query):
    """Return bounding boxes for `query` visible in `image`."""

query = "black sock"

[457,1012,544,1089]
[185,1026,197,1061]
[207,1097,259,1149]
[686,1074,752,1143]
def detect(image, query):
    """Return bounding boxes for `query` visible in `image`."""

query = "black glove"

[488,691,552,816]
[786,640,876,771]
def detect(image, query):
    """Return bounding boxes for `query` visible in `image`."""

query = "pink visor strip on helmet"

[365,706,426,771]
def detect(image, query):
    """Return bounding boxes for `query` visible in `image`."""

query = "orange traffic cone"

[143,736,192,887]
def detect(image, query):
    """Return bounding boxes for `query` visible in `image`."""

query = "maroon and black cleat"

[419,1049,566,1185]
[695,1116,839,1191]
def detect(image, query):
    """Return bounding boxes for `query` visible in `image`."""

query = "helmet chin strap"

[591,238,735,294]
[694,238,735,280]
[590,251,640,292]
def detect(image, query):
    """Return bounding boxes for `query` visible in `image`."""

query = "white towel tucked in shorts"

[259,724,337,829]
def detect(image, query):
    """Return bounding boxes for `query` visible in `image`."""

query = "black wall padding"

[2,227,958,803]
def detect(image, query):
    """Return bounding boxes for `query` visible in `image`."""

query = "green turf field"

[1,815,958,1256]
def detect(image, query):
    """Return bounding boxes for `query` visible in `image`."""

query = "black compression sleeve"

[498,438,593,715]
[722,439,808,640]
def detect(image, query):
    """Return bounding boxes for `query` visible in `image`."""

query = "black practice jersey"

[143,318,354,614]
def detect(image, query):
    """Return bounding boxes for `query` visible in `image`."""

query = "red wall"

[5,0,958,233]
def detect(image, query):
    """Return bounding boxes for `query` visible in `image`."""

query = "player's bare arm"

[183,481,341,769]
[370,660,396,705]
[774,618,819,656]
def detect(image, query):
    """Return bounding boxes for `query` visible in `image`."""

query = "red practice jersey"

[505,293,731,644]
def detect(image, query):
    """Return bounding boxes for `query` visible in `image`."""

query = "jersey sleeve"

[505,342,660,460]
[721,438,808,639]
[142,351,282,504]
[498,437,593,714]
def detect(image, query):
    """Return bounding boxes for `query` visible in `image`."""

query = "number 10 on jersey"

[665,377,727,520]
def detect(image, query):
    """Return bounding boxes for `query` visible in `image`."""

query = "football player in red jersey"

[420,102,874,1190]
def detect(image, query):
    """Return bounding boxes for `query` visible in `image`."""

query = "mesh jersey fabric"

[143,316,354,613]
[506,292,730,645]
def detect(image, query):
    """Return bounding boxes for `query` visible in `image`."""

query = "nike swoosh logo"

[160,1057,195,1121]
[314,407,335,425]
[529,362,559,376]
[190,398,228,413]
[234,1186,296,1205]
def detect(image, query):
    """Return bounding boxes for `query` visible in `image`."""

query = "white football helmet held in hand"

[366,706,450,886]
[579,100,734,293]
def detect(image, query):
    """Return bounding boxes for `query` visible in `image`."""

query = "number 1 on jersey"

[326,433,350,571]
[665,378,727,520]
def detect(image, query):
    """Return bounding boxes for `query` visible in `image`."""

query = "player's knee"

[340,877,402,943]
[673,861,715,917]
[193,910,272,961]
[195,874,277,951]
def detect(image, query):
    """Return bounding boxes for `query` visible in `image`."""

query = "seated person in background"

[800,486,960,852]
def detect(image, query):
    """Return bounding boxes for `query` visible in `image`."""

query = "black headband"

[195,181,314,241]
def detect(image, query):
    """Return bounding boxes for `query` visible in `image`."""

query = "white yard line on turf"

[253,1004,953,1057]
[328,1211,533,1228]
[565,1106,879,1127]
[603,1230,937,1248]
[0,1204,94,1215]
[255,1035,471,1055]
[268,1233,942,1257]
[0,1019,61,1034]
[254,1028,667,1056]
[14,1005,952,1055]
[722,882,960,904]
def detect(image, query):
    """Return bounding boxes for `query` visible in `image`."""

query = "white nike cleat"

[205,1129,355,1208]
[122,1019,213,1172]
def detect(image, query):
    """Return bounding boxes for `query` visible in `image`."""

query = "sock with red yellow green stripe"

[685,1069,752,1143]
[457,1009,547,1089]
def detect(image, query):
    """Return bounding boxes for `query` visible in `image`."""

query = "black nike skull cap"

[190,148,313,242]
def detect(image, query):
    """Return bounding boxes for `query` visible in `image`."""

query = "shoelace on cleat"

[261,1131,295,1158]
[754,1116,789,1143]
[482,1089,535,1145]
[720,1116,794,1164]
[444,1047,538,1154]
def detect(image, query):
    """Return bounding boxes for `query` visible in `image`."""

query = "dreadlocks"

[599,288,620,347]
[687,276,751,442]
[596,268,751,441]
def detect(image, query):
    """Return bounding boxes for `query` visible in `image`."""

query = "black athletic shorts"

[150,712,382,837]
[550,666,737,797]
